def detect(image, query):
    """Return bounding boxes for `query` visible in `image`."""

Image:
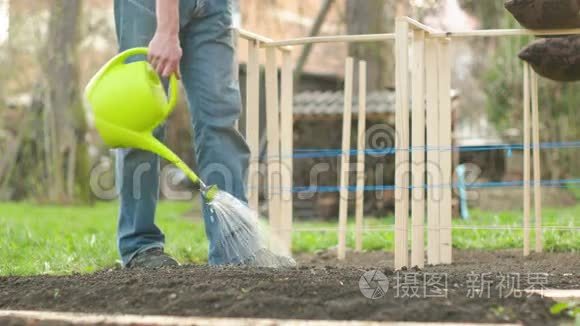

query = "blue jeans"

[114,0,250,266]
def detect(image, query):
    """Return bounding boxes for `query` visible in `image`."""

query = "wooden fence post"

[411,30,426,268]
[394,18,410,269]
[355,60,367,252]
[338,57,354,260]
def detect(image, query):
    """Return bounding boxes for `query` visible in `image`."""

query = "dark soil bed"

[0,250,578,325]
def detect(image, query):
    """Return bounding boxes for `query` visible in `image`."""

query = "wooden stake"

[411,30,426,268]
[280,49,294,255]
[425,38,440,265]
[246,40,261,214]
[438,39,453,265]
[394,18,410,269]
[531,70,543,253]
[338,57,354,261]
[355,60,367,252]
[265,47,282,252]
[522,62,531,257]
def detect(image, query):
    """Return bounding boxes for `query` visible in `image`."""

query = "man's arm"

[148,0,182,78]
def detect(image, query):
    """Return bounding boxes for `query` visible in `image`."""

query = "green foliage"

[462,1,580,180]
[0,201,577,276]
[566,184,580,201]
[459,0,512,29]
[550,301,579,318]
[453,206,580,251]
[480,13,531,131]
[0,201,206,276]
[292,216,395,252]
[489,305,517,320]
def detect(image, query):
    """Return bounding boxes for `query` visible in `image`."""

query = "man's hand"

[148,32,182,78]
[148,0,182,78]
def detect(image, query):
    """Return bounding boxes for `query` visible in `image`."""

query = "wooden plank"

[531,70,543,253]
[429,27,580,38]
[403,17,441,34]
[263,33,395,48]
[394,18,410,269]
[337,57,354,261]
[525,289,580,300]
[438,39,453,265]
[246,40,261,214]
[237,29,292,52]
[0,310,522,326]
[425,38,440,265]
[355,60,367,252]
[280,49,294,256]
[247,24,580,48]
[265,47,282,252]
[411,30,426,268]
[522,62,531,257]
[237,28,274,43]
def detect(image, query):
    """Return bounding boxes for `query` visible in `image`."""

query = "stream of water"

[208,190,296,268]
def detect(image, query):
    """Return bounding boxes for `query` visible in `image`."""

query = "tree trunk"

[41,0,90,203]
[346,0,396,90]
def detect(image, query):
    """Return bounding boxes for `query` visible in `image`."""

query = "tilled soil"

[0,250,578,326]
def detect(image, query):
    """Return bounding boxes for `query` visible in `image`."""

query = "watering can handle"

[99,47,179,115]
[166,71,179,116]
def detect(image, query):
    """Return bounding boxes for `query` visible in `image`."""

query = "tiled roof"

[293,90,396,117]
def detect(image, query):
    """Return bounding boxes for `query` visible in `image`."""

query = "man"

[115,0,251,268]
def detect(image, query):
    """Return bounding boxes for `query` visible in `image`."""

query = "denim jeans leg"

[179,2,251,265]
[114,0,165,266]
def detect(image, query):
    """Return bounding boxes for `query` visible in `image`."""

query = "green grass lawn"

[0,201,577,276]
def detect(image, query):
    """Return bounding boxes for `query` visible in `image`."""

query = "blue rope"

[285,178,580,194]
[258,141,580,194]
[286,140,580,159]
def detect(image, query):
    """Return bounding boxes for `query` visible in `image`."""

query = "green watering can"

[84,47,218,201]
